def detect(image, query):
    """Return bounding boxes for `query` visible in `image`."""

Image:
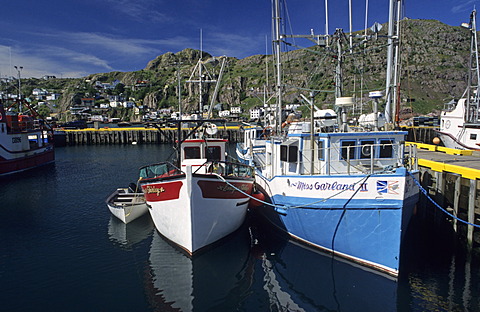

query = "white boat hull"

[436,129,480,150]
[106,188,148,224]
[142,166,254,254]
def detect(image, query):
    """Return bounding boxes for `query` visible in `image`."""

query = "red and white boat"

[139,125,255,254]
[0,99,55,176]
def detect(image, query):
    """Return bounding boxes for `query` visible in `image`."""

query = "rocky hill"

[8,18,474,121]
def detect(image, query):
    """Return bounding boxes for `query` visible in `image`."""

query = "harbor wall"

[58,127,243,145]
[417,160,480,250]
[58,126,437,146]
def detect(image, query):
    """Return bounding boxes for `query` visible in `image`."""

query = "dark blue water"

[1,145,479,311]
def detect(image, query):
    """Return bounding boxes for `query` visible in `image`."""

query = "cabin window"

[317,140,325,160]
[379,139,394,158]
[470,133,477,140]
[341,140,356,160]
[280,140,298,163]
[360,140,375,159]
[184,146,201,159]
[205,146,222,161]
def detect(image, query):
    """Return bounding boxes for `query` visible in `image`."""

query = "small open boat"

[106,183,148,224]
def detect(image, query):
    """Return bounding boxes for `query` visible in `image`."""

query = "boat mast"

[385,0,401,126]
[207,56,227,119]
[273,0,283,133]
[466,9,480,124]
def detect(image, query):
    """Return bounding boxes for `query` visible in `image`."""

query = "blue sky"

[0,0,478,78]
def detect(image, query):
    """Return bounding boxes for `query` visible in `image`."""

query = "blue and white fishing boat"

[240,0,419,278]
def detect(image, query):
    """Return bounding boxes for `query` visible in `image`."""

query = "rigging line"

[288,83,387,94]
[213,170,373,211]
[282,39,390,58]
[212,173,276,208]
[282,0,296,47]
[330,173,372,259]
[408,171,480,228]
[285,83,336,93]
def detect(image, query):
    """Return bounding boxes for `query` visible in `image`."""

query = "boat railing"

[139,162,184,180]
[274,141,417,176]
[195,160,254,178]
[442,99,457,112]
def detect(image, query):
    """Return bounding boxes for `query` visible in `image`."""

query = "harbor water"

[1,145,480,311]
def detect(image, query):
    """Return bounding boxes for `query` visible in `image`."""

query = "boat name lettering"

[291,181,368,192]
[217,184,249,193]
[144,185,165,196]
[12,137,21,144]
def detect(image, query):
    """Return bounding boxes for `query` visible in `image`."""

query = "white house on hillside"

[250,108,263,120]
[230,107,242,114]
[219,110,231,117]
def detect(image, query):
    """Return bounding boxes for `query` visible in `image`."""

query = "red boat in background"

[0,99,55,176]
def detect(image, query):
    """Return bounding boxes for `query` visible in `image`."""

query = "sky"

[0,0,479,78]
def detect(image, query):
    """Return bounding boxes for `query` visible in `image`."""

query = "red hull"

[0,149,55,175]
[197,180,253,199]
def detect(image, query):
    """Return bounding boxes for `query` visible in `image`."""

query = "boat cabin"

[181,138,228,174]
[262,121,409,178]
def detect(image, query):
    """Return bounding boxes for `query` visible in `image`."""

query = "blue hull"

[255,176,418,278]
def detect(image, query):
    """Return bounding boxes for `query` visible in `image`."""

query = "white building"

[219,110,231,117]
[109,101,122,108]
[46,93,60,101]
[230,107,242,114]
[122,101,135,108]
[32,88,48,96]
[249,108,264,120]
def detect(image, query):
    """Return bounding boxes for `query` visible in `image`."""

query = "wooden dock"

[57,126,243,145]
[409,142,480,249]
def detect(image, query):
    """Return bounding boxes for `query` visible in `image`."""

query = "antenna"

[325,0,329,46]
[349,0,353,51]
[364,0,369,37]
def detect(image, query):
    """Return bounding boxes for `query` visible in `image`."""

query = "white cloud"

[105,0,170,24]
[198,31,267,59]
[451,0,478,14]
[0,44,113,78]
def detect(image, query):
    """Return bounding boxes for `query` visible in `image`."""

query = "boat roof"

[288,131,408,138]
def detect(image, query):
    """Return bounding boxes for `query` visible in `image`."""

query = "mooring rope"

[213,172,371,212]
[214,169,480,229]
[408,171,480,229]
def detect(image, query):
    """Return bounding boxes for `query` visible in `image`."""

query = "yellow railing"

[406,142,473,156]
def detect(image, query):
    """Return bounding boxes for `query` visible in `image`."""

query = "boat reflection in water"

[145,225,255,311]
[250,215,398,312]
[107,215,154,249]
[144,213,398,311]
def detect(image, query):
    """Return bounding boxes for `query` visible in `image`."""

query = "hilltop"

[4,18,473,122]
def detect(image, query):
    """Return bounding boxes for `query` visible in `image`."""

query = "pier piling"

[60,126,240,146]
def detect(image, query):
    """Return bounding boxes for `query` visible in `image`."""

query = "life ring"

[361,145,372,157]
